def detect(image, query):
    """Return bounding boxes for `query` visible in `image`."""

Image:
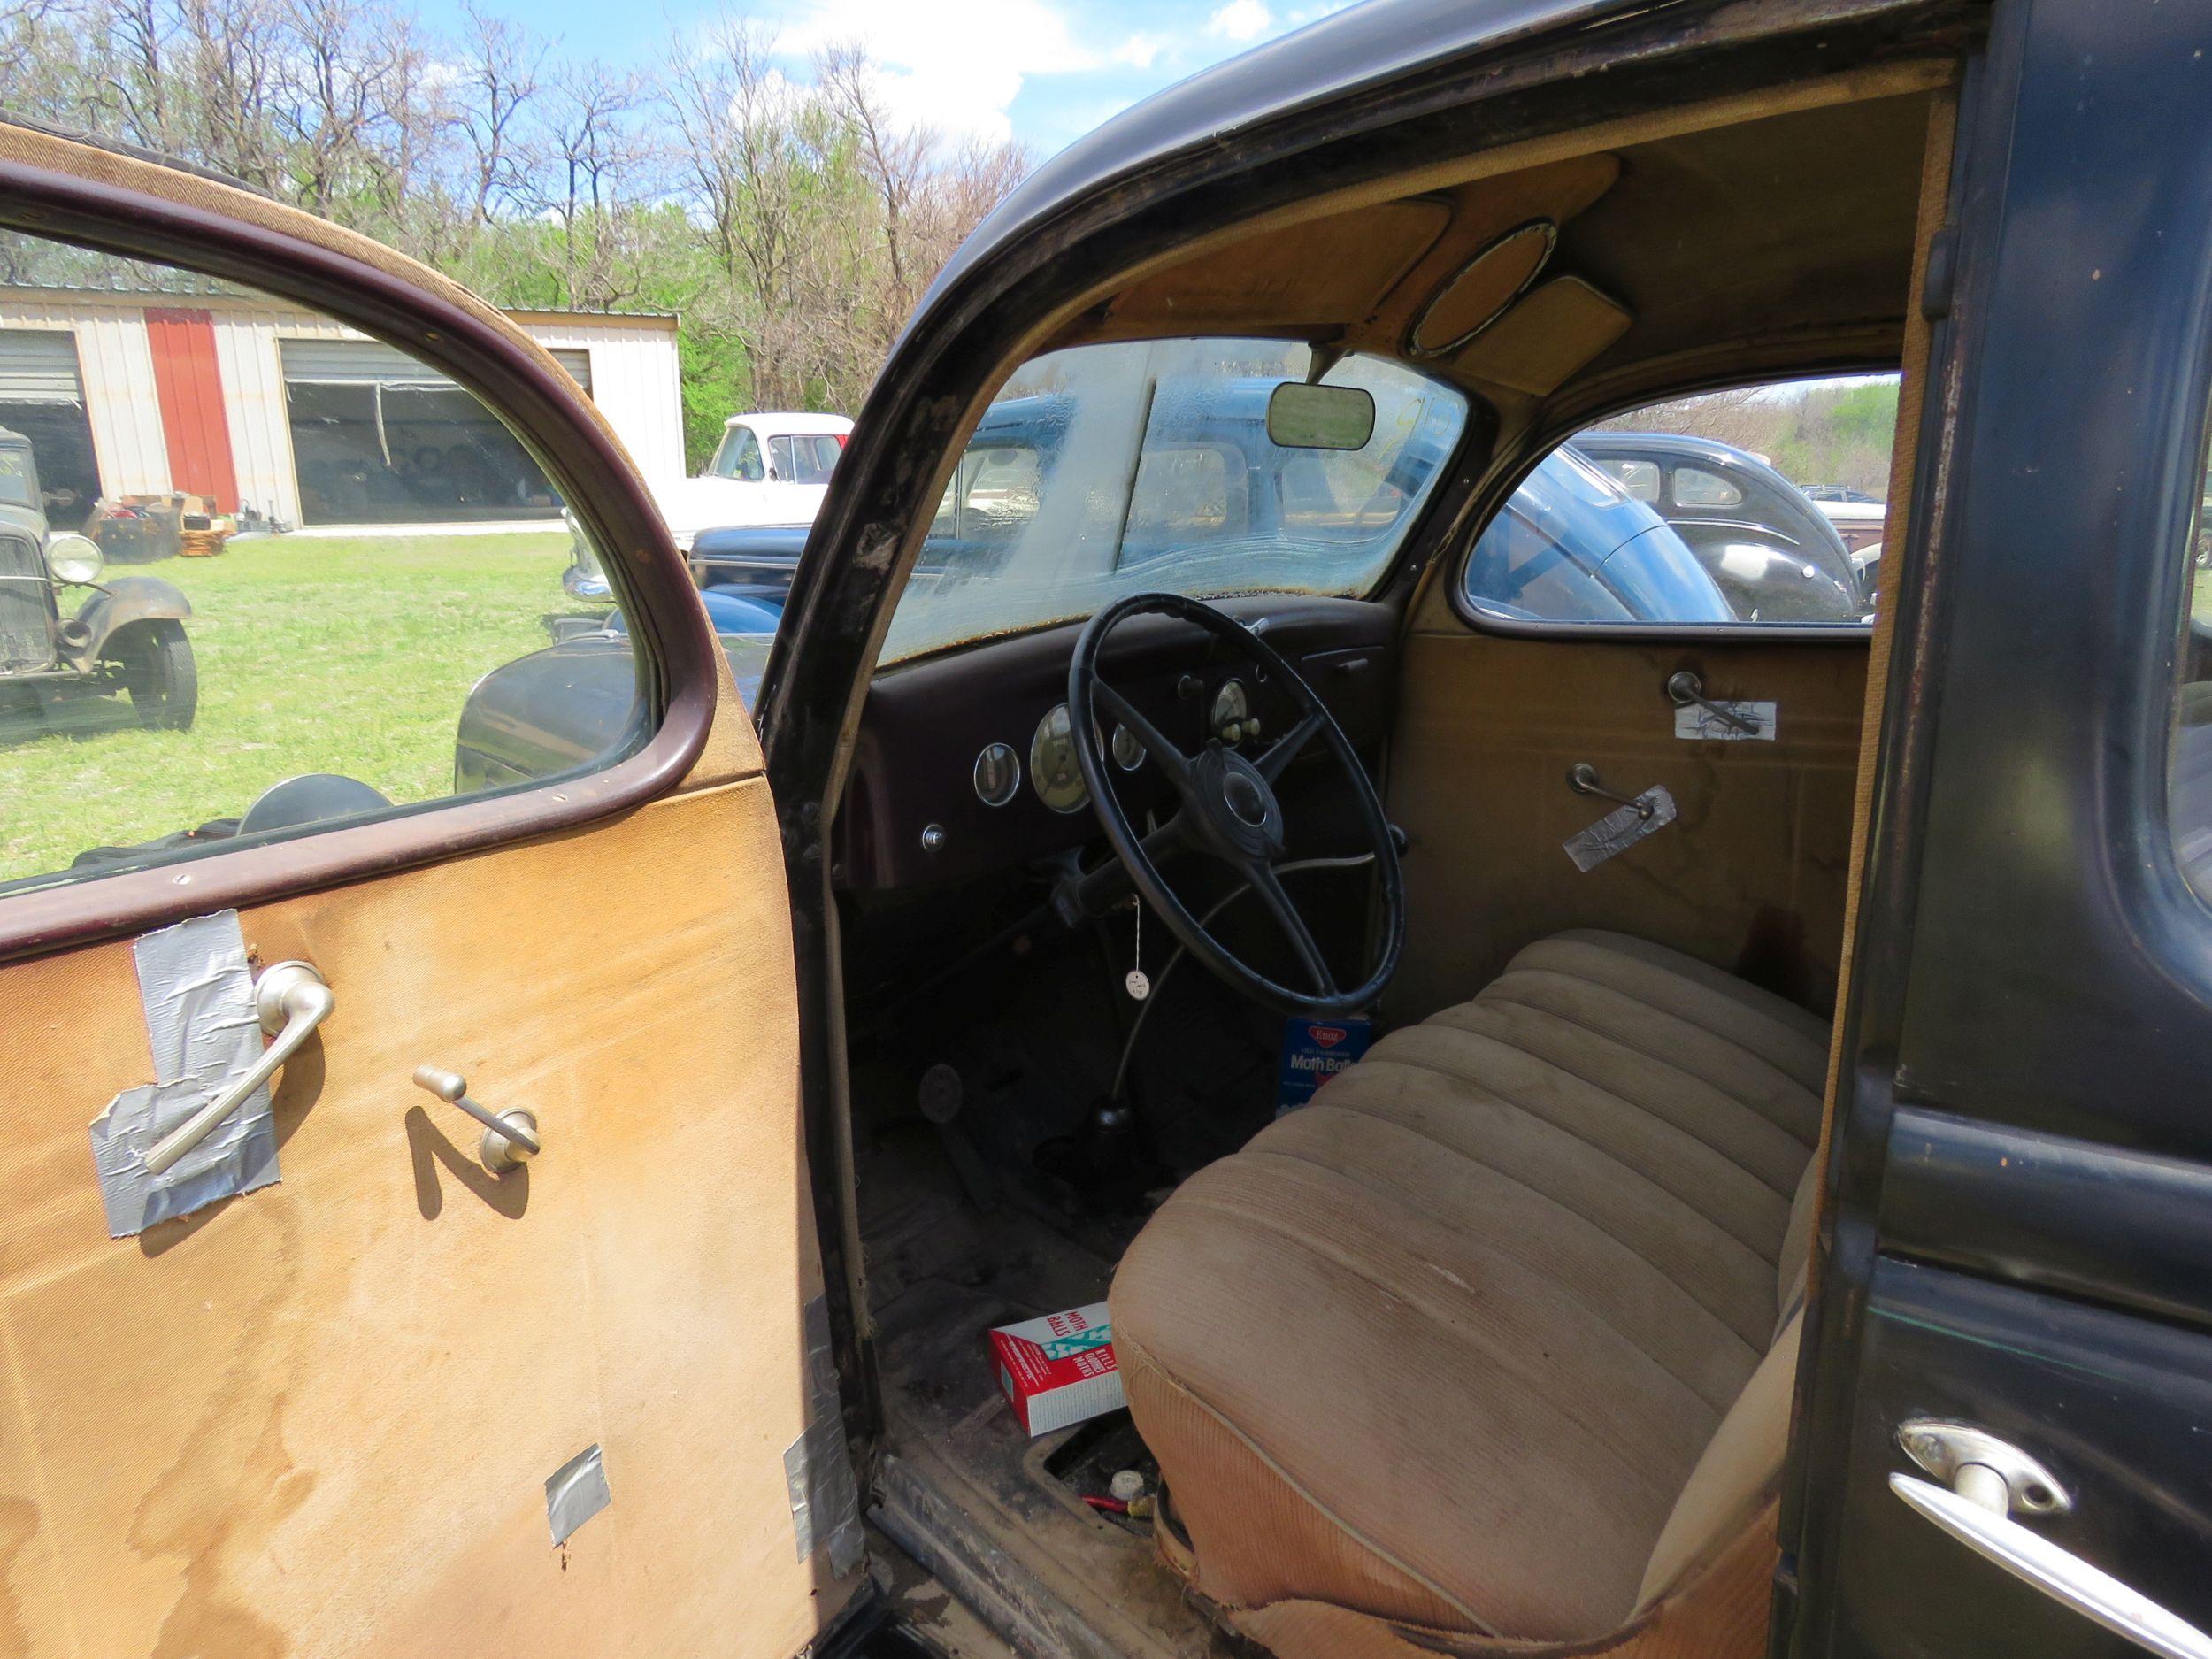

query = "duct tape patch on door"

[1563,787,1678,872]
[783,1294,865,1577]
[87,910,281,1237]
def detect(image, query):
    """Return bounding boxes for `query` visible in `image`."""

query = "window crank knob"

[411,1064,541,1174]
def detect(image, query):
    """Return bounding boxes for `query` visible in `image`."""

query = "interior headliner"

[1044,81,1939,440]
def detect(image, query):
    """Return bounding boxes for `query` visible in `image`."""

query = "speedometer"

[1030,703,1090,813]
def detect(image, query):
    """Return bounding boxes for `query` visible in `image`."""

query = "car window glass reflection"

[0,230,652,895]
[1465,373,1896,627]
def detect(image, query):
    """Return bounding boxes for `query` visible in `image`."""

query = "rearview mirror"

[1266,382,1376,451]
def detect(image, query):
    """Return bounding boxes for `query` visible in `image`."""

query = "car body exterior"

[1571,430,1866,622]
[648,411,853,552]
[1462,444,1734,625]
[0,425,197,734]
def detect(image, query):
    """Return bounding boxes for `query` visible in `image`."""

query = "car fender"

[70,575,192,663]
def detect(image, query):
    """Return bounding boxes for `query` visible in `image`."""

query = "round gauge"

[972,741,1021,808]
[1210,680,1250,744]
[1030,703,1090,813]
[1110,723,1145,771]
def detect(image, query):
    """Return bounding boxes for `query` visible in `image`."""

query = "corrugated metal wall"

[519,316,686,484]
[143,307,241,511]
[0,292,683,528]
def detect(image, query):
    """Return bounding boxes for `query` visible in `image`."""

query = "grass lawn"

[0,530,579,883]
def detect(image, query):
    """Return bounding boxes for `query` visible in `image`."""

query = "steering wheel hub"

[1196,747,1286,856]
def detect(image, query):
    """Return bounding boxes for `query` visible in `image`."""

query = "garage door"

[0,329,86,404]
[0,329,100,530]
[280,339,591,394]
[279,338,588,526]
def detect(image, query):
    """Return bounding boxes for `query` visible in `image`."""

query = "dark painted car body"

[1571,430,1866,623]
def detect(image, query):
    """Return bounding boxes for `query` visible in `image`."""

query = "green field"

[0,531,577,883]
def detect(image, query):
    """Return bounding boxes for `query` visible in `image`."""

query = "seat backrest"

[1634,1157,1819,1610]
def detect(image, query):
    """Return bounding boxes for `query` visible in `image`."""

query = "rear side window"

[1463,373,1895,629]
[0,230,650,895]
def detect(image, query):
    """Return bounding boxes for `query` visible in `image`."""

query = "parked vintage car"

[9,6,2212,1659]
[0,424,196,734]
[646,411,853,551]
[1572,429,1868,621]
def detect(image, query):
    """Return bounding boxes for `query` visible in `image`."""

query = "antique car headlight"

[45,532,104,587]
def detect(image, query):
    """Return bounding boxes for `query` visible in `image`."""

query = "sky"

[433,0,1356,159]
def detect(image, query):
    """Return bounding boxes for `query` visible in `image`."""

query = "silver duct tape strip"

[1675,700,1778,741]
[87,910,280,1238]
[546,1443,612,1546]
[783,1294,864,1577]
[1563,786,1678,872]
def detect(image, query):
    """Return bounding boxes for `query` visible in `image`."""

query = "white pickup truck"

[649,411,854,551]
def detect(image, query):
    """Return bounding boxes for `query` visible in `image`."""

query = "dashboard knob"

[920,823,948,853]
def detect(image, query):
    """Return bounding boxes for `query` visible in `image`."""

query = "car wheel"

[107,619,198,732]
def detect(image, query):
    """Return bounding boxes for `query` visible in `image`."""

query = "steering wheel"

[1067,592,1404,1018]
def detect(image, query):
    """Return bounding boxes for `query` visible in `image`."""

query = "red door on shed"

[143,306,240,513]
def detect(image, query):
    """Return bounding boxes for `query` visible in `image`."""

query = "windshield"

[881,338,1468,662]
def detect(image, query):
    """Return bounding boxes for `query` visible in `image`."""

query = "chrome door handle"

[144,960,333,1177]
[1892,1420,2212,1659]
[411,1065,541,1173]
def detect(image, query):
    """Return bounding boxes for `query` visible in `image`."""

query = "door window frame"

[0,140,719,962]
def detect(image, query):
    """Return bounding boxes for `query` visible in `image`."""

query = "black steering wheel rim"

[1067,592,1404,1018]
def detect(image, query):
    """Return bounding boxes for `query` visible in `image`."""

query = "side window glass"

[730,431,764,482]
[956,448,1042,541]
[1673,465,1745,508]
[1594,457,1661,502]
[2170,421,2212,895]
[0,231,649,895]
[1463,373,1897,628]
[1125,446,1241,553]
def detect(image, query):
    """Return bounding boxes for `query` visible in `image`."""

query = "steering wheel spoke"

[1068,591,1402,1018]
[1094,679,1194,794]
[1249,860,1336,997]
[1255,710,1325,783]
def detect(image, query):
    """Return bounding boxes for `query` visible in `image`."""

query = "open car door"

[1789,4,2212,1655]
[0,128,863,1655]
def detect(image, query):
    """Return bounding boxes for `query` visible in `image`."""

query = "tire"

[107,619,198,732]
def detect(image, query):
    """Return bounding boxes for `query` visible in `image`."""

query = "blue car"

[1462,444,1734,625]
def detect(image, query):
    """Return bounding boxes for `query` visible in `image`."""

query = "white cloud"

[764,0,1166,145]
[1207,0,1273,42]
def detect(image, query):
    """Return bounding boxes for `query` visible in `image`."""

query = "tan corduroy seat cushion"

[1110,930,1826,1646]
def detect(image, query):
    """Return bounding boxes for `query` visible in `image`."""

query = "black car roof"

[922,0,1653,321]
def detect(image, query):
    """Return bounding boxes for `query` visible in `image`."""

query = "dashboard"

[835,596,1397,892]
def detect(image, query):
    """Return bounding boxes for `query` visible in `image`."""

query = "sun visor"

[1452,276,1633,396]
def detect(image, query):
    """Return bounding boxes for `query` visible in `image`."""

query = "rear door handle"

[143,960,332,1176]
[1892,1419,2212,1659]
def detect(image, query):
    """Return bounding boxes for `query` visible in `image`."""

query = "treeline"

[1,0,1029,464]
[1596,379,1901,497]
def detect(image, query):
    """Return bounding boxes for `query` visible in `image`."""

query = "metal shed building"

[0,286,683,531]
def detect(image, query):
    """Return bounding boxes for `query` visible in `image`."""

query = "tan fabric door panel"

[1386,631,1865,1025]
[0,775,855,1658]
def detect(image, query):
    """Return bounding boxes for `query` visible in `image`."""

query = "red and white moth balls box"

[988,1302,1124,1436]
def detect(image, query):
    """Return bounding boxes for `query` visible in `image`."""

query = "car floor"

[858,1112,1230,1659]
